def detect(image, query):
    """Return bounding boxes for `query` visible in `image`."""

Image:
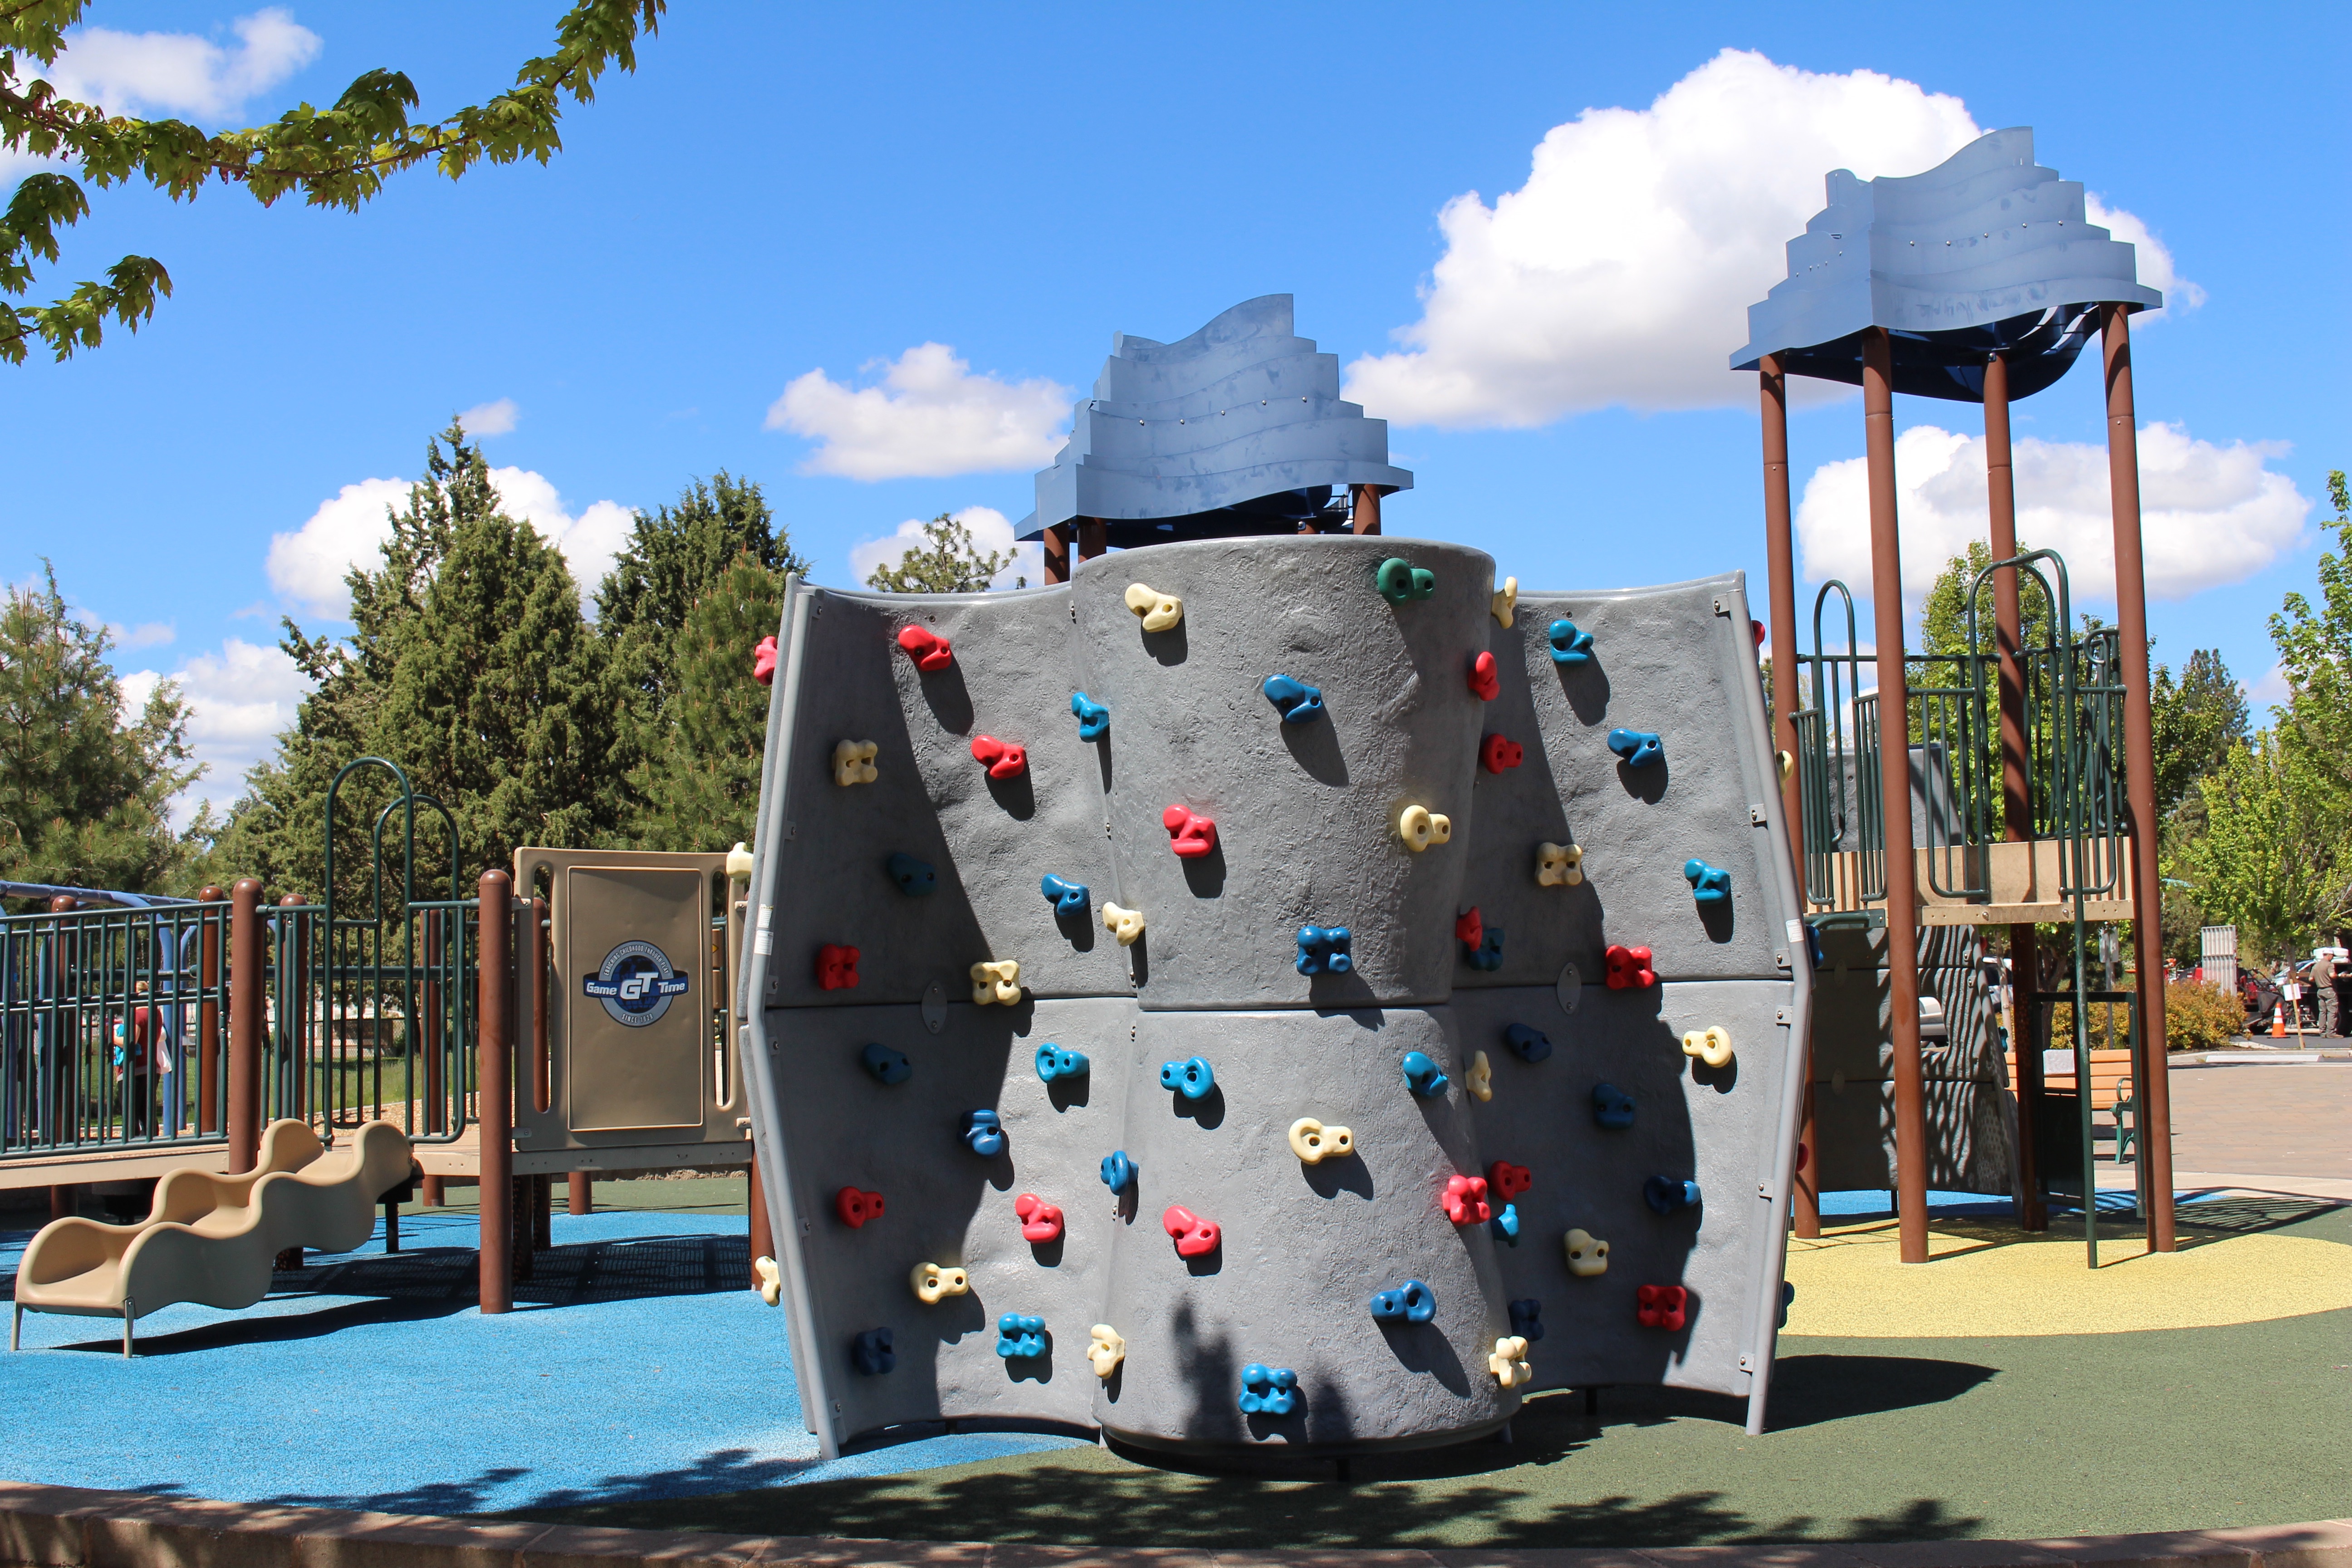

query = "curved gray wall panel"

[1071,536,1491,1009]
[1458,576,1792,988]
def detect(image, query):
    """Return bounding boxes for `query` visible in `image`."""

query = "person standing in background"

[2315,942,2339,1038]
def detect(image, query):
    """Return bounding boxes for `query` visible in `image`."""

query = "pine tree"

[0,563,200,894]
[865,513,1023,593]
[627,551,783,852]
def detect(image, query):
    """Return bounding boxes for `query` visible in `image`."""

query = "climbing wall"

[740,537,1812,1462]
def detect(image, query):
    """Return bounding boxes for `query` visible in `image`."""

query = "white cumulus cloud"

[123,637,313,824]
[848,506,1039,592]
[1344,48,2195,428]
[267,470,635,619]
[460,397,519,436]
[41,7,320,118]
[769,343,1071,480]
[1794,422,2310,608]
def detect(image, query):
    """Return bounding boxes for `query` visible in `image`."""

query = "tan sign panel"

[562,864,710,1132]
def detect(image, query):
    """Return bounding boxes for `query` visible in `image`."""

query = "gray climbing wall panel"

[740,538,1812,1463]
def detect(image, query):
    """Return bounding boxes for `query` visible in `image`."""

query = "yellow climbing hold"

[1124,583,1183,632]
[1399,804,1452,852]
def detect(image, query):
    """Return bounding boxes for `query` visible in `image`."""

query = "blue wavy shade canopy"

[1730,129,2162,403]
[1020,295,1412,547]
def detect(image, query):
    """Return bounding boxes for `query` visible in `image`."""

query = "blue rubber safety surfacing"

[0,1208,1074,1513]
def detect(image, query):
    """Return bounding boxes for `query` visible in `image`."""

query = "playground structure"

[738,298,1813,1463]
[1735,127,2179,1264]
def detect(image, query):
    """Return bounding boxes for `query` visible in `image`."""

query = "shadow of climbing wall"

[741,538,1810,1463]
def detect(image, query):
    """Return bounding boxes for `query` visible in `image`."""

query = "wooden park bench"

[2004,1048,2137,1162]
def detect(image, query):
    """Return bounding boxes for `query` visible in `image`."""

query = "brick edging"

[2,1481,2348,1568]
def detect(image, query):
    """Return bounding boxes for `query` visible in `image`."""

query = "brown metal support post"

[1350,484,1382,535]
[1042,523,1072,584]
[227,878,264,1174]
[196,886,223,1132]
[1759,357,1819,1238]
[747,1141,776,1290]
[49,1185,79,1221]
[2102,304,2177,1252]
[477,868,513,1313]
[1863,329,1931,1264]
[1076,516,1107,564]
[568,1170,592,1215]
[423,1174,444,1206]
[1984,353,2049,1230]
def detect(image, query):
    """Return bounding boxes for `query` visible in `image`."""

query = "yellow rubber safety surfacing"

[1782,1218,2352,1338]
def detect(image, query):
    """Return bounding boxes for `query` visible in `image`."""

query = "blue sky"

[3,3,2345,818]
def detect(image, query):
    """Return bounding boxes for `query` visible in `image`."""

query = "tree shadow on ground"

[498,1357,1994,1550]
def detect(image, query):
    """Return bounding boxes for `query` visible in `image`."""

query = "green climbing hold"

[1376,557,1437,605]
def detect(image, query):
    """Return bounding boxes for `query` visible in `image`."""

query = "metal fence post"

[478,869,513,1313]
[196,885,224,1133]
[228,878,263,1173]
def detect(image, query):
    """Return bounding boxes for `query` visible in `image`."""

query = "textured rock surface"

[741,539,1810,1462]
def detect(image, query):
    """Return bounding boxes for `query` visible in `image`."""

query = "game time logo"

[582,939,691,1027]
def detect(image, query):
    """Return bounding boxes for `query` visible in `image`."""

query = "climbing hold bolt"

[1295,925,1352,976]
[1681,1026,1733,1069]
[896,625,952,671]
[1375,558,1436,605]
[1607,728,1663,768]
[1040,874,1089,918]
[860,1042,911,1084]
[970,960,1022,1006]
[970,735,1027,779]
[1262,674,1325,724]
[1399,804,1453,852]
[910,1261,970,1303]
[1287,1117,1355,1164]
[1158,1056,1215,1099]
[1014,1192,1063,1243]
[1548,619,1595,666]
[833,739,878,786]
[1162,804,1217,859]
[1124,583,1183,632]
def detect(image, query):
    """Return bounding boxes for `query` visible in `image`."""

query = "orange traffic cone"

[2272,1004,2286,1038]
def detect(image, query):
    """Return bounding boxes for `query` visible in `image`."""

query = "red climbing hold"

[1466,650,1500,701]
[814,943,861,990]
[1603,944,1656,990]
[1637,1283,1688,1330]
[1162,804,1217,859]
[970,735,1027,779]
[1487,1161,1533,1201]
[834,1187,884,1228]
[1163,1204,1220,1257]
[896,625,952,671]
[752,635,778,685]
[1454,907,1483,951]
[1480,733,1523,773]
[1014,1192,1064,1243]
[1751,618,1767,648]
[1441,1173,1491,1225]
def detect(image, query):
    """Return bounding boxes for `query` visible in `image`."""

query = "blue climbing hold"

[1262,674,1326,724]
[860,1042,911,1085]
[849,1327,895,1375]
[1100,1149,1135,1191]
[886,852,937,896]
[1401,1050,1450,1098]
[1296,925,1353,976]
[995,1313,1047,1359]
[1465,924,1504,972]
[1239,1363,1301,1415]
[1504,1023,1552,1063]
[1644,1175,1702,1215]
[1607,728,1664,768]
[1509,1298,1545,1342]
[1370,1279,1437,1324]
[1070,691,1109,740]
[1684,858,1731,904]
[1592,1082,1636,1129]
[1041,874,1090,918]
[962,1108,1005,1156]
[1035,1043,1089,1082]
[1159,1056,1215,1099]
[1548,618,1595,666]
[1490,1202,1521,1245]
